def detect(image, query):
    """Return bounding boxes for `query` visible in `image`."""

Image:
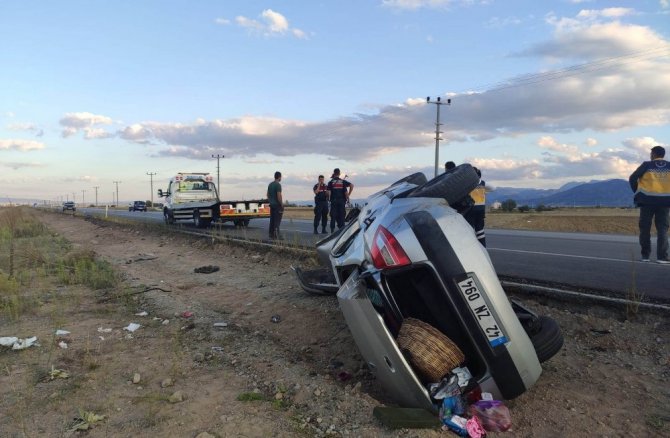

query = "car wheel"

[408,164,479,204]
[193,210,210,228]
[390,172,428,187]
[527,316,564,363]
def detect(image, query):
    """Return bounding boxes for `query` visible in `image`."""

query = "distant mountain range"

[487,179,635,207]
[6,179,637,209]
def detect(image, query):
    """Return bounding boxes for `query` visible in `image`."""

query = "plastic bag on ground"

[469,399,512,432]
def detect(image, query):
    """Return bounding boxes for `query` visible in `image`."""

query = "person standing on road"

[629,145,670,263]
[313,175,329,234]
[267,171,284,239]
[327,168,353,233]
[465,167,487,247]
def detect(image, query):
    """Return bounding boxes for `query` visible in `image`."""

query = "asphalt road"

[78,208,670,303]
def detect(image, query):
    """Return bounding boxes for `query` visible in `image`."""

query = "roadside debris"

[97,327,112,333]
[181,311,194,318]
[213,322,228,328]
[169,390,185,403]
[55,329,70,336]
[126,253,158,264]
[70,409,106,431]
[58,341,68,349]
[469,400,512,432]
[590,328,612,335]
[123,323,141,332]
[135,311,148,316]
[0,336,38,350]
[271,315,281,323]
[48,366,70,380]
[194,265,219,274]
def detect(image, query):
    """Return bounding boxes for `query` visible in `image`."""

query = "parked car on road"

[62,201,76,212]
[129,201,147,212]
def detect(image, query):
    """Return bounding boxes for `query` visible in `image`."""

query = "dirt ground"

[1,211,668,437]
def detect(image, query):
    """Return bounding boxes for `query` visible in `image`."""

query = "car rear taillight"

[371,225,411,269]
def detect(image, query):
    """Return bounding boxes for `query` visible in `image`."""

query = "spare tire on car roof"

[390,172,428,187]
[408,164,479,204]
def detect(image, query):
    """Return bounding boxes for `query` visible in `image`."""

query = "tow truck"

[157,172,270,227]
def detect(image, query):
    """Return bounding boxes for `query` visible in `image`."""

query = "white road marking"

[488,247,645,264]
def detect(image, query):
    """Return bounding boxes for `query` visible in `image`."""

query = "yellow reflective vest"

[629,159,670,207]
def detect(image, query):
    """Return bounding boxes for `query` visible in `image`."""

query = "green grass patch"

[236,392,265,402]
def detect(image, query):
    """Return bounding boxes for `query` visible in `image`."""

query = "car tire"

[528,316,564,363]
[164,210,174,225]
[193,210,211,228]
[391,172,428,187]
[408,164,479,204]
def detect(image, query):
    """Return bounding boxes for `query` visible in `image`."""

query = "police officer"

[313,175,329,234]
[629,145,670,263]
[327,168,353,233]
[465,167,487,247]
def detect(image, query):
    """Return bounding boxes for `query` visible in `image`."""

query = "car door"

[337,270,435,412]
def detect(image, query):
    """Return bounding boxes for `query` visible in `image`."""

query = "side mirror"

[157,189,163,197]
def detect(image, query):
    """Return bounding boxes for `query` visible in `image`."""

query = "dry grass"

[283,206,642,235]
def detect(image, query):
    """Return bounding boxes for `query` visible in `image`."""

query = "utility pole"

[72,192,76,204]
[113,181,121,207]
[93,186,99,206]
[426,96,451,178]
[146,172,157,207]
[211,154,224,200]
[81,189,86,206]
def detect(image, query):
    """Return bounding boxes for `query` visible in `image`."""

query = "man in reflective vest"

[465,167,487,247]
[629,145,670,263]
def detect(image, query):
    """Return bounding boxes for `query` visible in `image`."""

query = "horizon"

[1,1,668,204]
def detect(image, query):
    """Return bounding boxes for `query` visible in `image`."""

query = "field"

[1,207,667,437]
[285,206,643,235]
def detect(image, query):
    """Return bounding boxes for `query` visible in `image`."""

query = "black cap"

[651,145,665,158]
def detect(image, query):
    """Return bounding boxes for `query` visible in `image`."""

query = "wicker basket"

[397,318,465,383]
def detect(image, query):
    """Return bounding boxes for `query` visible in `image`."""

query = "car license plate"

[457,277,508,347]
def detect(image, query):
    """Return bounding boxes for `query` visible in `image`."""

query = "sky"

[1,0,669,205]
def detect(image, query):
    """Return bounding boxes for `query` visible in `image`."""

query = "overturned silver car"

[295,165,563,411]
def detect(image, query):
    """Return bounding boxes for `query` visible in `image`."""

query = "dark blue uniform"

[313,182,329,233]
[327,176,352,232]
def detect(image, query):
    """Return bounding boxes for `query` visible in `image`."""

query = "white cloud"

[576,8,635,20]
[83,128,113,139]
[62,175,96,183]
[622,136,665,158]
[111,13,669,192]
[660,0,669,9]
[0,139,44,151]
[382,0,493,10]
[7,122,44,137]
[214,18,230,25]
[486,16,522,28]
[2,161,45,170]
[537,136,580,157]
[233,9,307,39]
[60,112,114,138]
